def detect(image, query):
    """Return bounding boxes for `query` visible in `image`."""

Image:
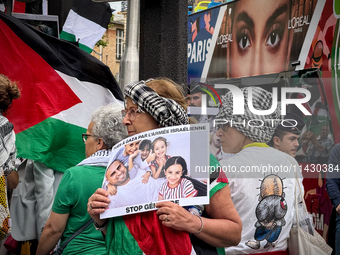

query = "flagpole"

[119,0,140,91]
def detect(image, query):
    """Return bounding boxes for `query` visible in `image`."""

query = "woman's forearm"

[197,186,242,247]
[156,185,242,248]
[7,171,18,189]
[36,226,63,255]
[36,212,69,255]
[193,216,241,247]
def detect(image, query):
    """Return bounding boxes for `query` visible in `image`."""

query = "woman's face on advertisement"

[230,0,291,78]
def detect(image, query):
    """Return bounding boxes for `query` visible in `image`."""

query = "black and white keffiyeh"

[77,149,111,167]
[215,86,282,143]
[0,115,16,176]
[124,79,189,127]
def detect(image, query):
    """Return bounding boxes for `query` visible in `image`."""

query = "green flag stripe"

[79,43,93,53]
[106,217,143,254]
[16,117,86,172]
[60,31,77,42]
[60,31,93,53]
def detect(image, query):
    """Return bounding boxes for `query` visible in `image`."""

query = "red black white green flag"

[60,0,112,53]
[0,11,123,172]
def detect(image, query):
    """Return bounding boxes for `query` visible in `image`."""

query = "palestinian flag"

[60,0,112,53]
[0,11,123,172]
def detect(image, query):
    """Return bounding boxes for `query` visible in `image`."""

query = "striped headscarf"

[124,79,189,127]
[215,86,282,143]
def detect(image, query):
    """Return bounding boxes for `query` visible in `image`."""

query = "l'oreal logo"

[202,84,312,116]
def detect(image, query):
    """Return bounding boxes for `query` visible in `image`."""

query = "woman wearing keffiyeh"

[87,78,242,255]
[0,74,20,240]
[37,103,127,255]
[0,74,21,189]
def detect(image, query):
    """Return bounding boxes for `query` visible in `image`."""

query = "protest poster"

[100,123,210,218]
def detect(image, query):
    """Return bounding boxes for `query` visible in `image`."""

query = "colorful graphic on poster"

[246,175,288,250]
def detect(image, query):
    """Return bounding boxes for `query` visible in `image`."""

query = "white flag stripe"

[62,9,107,49]
[52,71,123,128]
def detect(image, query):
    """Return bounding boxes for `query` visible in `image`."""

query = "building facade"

[91,13,126,81]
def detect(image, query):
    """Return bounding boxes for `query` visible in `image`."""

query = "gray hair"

[91,103,127,149]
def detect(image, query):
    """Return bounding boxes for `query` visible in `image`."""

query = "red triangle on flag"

[0,19,82,134]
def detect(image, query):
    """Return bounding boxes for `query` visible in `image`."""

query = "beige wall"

[91,22,124,80]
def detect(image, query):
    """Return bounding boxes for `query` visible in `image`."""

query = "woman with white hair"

[37,103,127,255]
[216,87,304,254]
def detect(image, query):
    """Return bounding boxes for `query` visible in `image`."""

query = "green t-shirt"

[52,165,106,255]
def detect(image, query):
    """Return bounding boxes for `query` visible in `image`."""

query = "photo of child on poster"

[100,123,210,218]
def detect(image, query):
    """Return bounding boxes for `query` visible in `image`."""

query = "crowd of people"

[1,73,339,255]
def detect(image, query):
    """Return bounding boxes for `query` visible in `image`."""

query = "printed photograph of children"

[101,126,209,218]
[104,139,153,195]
